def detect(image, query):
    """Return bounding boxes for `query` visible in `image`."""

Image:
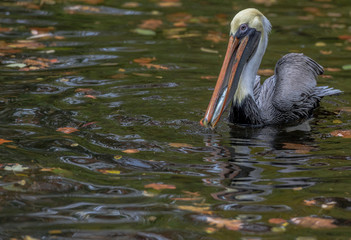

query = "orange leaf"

[206,216,242,230]
[169,142,193,148]
[338,35,351,40]
[144,183,176,190]
[258,69,274,76]
[122,149,140,154]
[304,199,317,206]
[0,139,13,145]
[291,216,337,229]
[330,130,351,138]
[133,57,156,64]
[84,94,97,99]
[201,75,217,80]
[178,205,213,215]
[171,197,202,201]
[56,127,79,134]
[75,88,93,93]
[282,143,313,154]
[325,67,341,72]
[138,19,163,30]
[269,218,287,225]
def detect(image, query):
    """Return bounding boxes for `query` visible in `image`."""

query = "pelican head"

[201,8,271,129]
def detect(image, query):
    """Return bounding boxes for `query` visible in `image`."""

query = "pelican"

[201,8,341,129]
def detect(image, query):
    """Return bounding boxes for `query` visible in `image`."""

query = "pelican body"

[201,8,341,129]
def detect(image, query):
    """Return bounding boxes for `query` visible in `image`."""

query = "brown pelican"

[201,8,341,129]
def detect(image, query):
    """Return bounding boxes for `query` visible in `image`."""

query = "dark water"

[1,0,351,239]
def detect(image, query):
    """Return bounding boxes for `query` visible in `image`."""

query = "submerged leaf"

[169,142,193,148]
[144,183,176,190]
[206,216,242,230]
[133,28,156,36]
[0,139,13,145]
[56,127,79,134]
[330,130,351,138]
[122,149,140,154]
[291,216,337,229]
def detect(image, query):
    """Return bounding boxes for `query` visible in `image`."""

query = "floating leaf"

[258,69,274,76]
[133,57,156,64]
[269,218,287,225]
[205,216,242,230]
[84,94,97,99]
[201,75,217,80]
[169,142,193,148]
[6,63,27,68]
[122,149,140,154]
[315,42,326,47]
[144,183,176,190]
[320,50,332,55]
[56,127,79,134]
[304,199,317,206]
[342,64,351,70]
[178,205,213,215]
[98,169,121,175]
[338,35,351,40]
[291,216,337,229]
[0,139,13,145]
[122,2,140,8]
[200,47,218,54]
[114,155,122,160]
[170,197,203,201]
[330,130,351,138]
[3,163,29,172]
[283,143,313,154]
[325,67,341,72]
[138,19,163,30]
[133,28,156,36]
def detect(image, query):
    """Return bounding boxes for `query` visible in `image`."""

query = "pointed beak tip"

[200,118,216,130]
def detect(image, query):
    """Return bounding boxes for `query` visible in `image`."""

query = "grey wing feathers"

[272,53,324,112]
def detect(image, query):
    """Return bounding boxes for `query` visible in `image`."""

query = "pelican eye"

[239,23,248,33]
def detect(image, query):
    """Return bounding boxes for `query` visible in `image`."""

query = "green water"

[0,0,351,239]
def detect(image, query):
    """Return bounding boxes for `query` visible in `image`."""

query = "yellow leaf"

[114,155,122,160]
[98,169,121,175]
[315,42,326,47]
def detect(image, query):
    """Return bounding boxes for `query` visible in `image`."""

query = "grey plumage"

[229,53,342,125]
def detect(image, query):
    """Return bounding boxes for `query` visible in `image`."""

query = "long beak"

[200,30,261,129]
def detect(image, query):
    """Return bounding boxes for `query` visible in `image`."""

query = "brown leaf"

[325,67,341,72]
[56,127,79,134]
[338,35,351,40]
[133,57,156,64]
[269,218,287,225]
[178,205,213,215]
[291,216,337,229]
[138,19,163,30]
[75,88,94,93]
[158,0,182,7]
[282,143,314,154]
[320,50,332,55]
[205,31,226,43]
[206,216,242,230]
[171,197,202,201]
[201,75,217,80]
[84,94,97,99]
[169,142,193,148]
[122,2,140,8]
[0,139,13,145]
[122,149,140,154]
[304,199,317,206]
[330,130,351,138]
[257,69,274,76]
[144,183,176,190]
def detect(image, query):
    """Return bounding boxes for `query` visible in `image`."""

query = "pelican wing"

[272,53,323,113]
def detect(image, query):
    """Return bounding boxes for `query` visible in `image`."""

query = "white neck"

[233,33,268,105]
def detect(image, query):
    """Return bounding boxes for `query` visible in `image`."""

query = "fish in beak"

[200,26,261,129]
